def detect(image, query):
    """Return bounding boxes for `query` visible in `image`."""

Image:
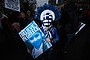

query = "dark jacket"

[61,2,80,34]
[61,25,90,60]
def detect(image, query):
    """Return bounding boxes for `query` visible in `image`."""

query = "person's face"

[29,32,42,49]
[20,12,25,18]
[42,13,53,27]
[27,10,31,16]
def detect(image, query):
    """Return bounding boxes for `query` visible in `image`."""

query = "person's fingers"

[46,38,51,42]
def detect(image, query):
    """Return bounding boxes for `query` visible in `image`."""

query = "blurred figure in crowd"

[19,12,30,30]
[61,1,80,43]
[26,10,33,22]
[0,12,10,31]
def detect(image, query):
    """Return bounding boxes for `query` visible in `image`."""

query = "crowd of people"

[0,1,90,60]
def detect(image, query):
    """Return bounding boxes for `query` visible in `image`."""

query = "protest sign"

[4,0,20,12]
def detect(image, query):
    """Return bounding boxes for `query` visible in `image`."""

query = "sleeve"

[52,27,59,43]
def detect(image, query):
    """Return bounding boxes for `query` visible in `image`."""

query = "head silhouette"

[29,31,43,49]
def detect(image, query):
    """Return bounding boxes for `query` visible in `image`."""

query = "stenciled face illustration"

[29,31,43,49]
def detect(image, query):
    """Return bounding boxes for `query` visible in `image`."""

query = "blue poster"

[19,20,52,59]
